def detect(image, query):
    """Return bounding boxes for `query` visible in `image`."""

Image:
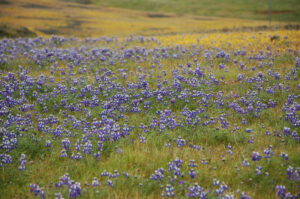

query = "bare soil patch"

[147,13,172,18]
[0,0,10,5]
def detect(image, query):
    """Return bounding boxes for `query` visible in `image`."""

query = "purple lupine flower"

[187,183,207,198]
[176,136,186,148]
[46,140,52,148]
[165,141,171,148]
[94,152,101,161]
[19,154,27,171]
[92,177,100,187]
[29,183,45,198]
[283,127,291,137]
[213,178,220,186]
[216,183,229,196]
[245,128,252,133]
[189,169,197,179]
[75,153,82,160]
[83,141,92,154]
[138,134,146,143]
[188,160,197,168]
[252,152,262,161]
[101,170,109,177]
[113,170,120,178]
[162,184,175,198]
[286,166,300,181]
[0,154,12,167]
[237,74,245,81]
[242,159,250,167]
[29,183,40,196]
[40,190,46,199]
[150,168,164,181]
[219,63,225,69]
[256,166,263,175]
[69,182,81,198]
[61,138,71,151]
[263,145,274,159]
[280,152,289,161]
[61,149,68,158]
[275,185,286,198]
[123,172,130,178]
[224,194,234,199]
[107,180,114,188]
[240,192,252,199]
[54,192,64,199]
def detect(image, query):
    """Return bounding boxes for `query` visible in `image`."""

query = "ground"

[0,0,299,199]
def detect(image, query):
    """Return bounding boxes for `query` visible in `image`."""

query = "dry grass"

[0,0,295,38]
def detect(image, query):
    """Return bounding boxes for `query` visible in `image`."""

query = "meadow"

[1,0,299,38]
[0,0,300,199]
[89,0,300,22]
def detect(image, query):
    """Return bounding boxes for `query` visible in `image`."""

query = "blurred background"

[0,0,299,37]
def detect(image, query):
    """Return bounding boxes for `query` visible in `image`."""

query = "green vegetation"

[0,0,299,199]
[86,0,300,22]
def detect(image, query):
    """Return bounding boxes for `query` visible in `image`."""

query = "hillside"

[70,0,300,22]
[0,0,299,38]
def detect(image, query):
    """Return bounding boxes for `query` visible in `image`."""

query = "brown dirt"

[147,13,172,18]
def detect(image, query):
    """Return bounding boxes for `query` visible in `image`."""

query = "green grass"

[85,0,300,22]
[0,31,299,198]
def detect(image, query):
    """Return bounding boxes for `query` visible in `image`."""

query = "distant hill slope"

[67,0,300,22]
[0,0,299,38]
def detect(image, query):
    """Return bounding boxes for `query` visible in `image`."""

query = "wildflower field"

[0,0,300,199]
